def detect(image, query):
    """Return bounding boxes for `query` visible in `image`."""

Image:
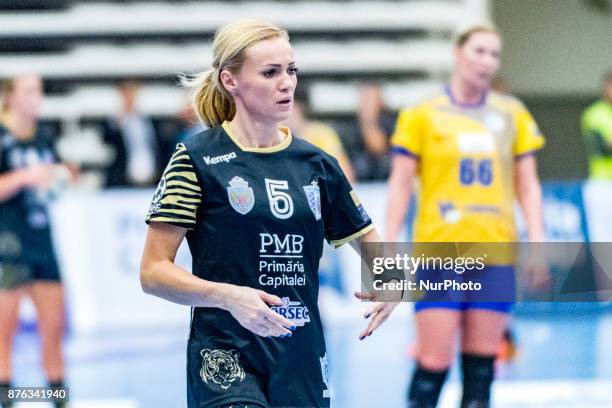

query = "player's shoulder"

[487,91,528,113]
[397,89,447,117]
[35,124,57,147]
[291,133,330,156]
[582,100,607,119]
[290,135,340,167]
[181,126,225,152]
[0,124,13,148]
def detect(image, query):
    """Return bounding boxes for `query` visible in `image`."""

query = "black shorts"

[29,251,62,282]
[187,322,331,408]
[0,252,61,290]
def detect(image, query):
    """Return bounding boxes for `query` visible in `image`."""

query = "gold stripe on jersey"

[157,195,198,210]
[146,216,196,226]
[166,169,199,183]
[146,143,202,230]
[332,224,375,249]
[166,179,201,192]
[349,190,361,206]
[162,188,201,198]
[155,207,199,218]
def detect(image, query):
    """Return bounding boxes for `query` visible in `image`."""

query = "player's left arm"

[515,155,552,292]
[350,229,400,340]
[515,155,543,242]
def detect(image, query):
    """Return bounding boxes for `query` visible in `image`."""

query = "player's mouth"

[277,98,292,105]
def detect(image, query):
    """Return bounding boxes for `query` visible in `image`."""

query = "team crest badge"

[303,180,321,221]
[200,348,246,390]
[227,176,254,215]
[320,353,330,398]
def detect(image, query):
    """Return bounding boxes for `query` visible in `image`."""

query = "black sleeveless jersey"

[0,124,58,268]
[146,122,372,408]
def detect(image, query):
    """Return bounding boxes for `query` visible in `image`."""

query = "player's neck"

[449,78,486,106]
[1,112,36,140]
[228,114,284,148]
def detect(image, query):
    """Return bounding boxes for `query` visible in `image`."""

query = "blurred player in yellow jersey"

[285,87,355,299]
[285,87,355,182]
[386,26,545,408]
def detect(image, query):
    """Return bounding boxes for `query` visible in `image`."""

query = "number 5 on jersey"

[265,179,294,219]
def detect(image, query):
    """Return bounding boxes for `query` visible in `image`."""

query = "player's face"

[7,75,43,120]
[230,37,297,124]
[455,32,501,92]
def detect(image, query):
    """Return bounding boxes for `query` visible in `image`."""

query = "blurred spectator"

[581,71,612,179]
[174,98,206,145]
[102,81,161,187]
[354,84,396,180]
[285,88,355,182]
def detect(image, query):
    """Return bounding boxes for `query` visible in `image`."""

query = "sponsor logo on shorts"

[200,348,246,390]
[270,297,310,327]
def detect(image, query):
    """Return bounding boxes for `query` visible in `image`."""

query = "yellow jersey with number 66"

[391,88,545,242]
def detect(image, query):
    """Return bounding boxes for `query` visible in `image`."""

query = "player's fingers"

[359,307,390,340]
[363,302,384,319]
[354,291,377,301]
[367,310,390,335]
[263,306,294,329]
[263,312,293,334]
[259,291,283,306]
[249,323,271,337]
[358,328,369,341]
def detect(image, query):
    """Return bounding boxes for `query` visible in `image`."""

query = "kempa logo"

[204,152,237,165]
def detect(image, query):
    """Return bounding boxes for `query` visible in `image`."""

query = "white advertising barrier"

[49,189,191,335]
[583,180,612,242]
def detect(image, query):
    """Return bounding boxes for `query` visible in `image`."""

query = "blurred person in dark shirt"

[102,81,161,187]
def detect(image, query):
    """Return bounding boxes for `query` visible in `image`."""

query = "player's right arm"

[385,108,421,241]
[0,164,58,202]
[140,222,293,337]
[141,143,293,338]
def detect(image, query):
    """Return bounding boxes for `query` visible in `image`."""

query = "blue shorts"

[414,301,513,313]
[414,265,515,314]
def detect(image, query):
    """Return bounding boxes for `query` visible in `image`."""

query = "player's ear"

[219,69,238,95]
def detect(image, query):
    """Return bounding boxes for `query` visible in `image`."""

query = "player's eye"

[262,69,277,78]
[288,66,299,75]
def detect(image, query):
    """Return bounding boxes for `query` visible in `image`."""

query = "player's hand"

[522,253,552,295]
[23,164,56,189]
[353,295,398,341]
[223,285,294,338]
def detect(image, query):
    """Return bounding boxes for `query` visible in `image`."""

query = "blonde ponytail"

[183,69,235,127]
[184,19,288,128]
